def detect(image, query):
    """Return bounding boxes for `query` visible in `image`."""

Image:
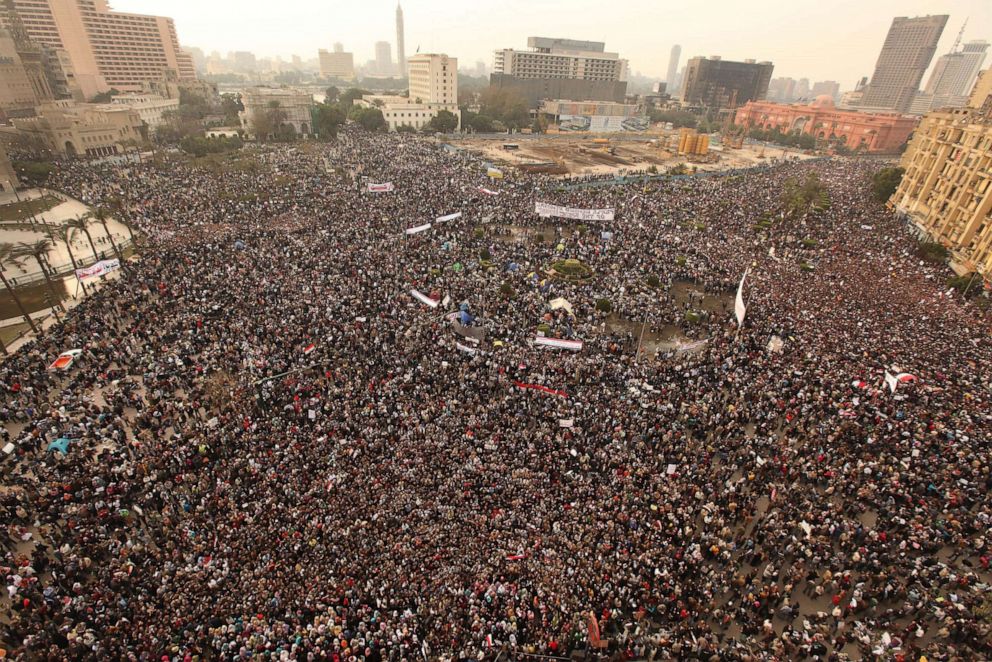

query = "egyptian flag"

[303,342,316,355]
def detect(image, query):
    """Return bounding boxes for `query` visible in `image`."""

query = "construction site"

[455,127,816,178]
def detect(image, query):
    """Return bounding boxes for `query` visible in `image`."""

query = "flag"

[886,371,917,393]
[505,553,527,561]
[851,379,867,389]
[514,381,569,398]
[477,186,500,196]
[588,612,606,648]
[534,336,583,351]
[735,267,750,326]
[410,289,440,308]
[303,343,316,355]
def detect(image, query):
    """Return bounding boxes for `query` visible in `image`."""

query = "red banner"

[513,381,569,398]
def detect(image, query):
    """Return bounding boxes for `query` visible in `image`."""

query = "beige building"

[0,142,18,193]
[110,93,178,129]
[891,71,992,282]
[12,100,143,157]
[318,46,354,81]
[408,53,457,106]
[860,15,948,113]
[240,88,314,138]
[0,27,39,119]
[2,0,196,99]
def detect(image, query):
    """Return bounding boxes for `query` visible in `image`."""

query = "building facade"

[408,53,457,106]
[680,56,773,109]
[913,40,990,113]
[890,77,992,281]
[239,88,314,138]
[734,95,918,153]
[318,46,354,80]
[665,44,680,89]
[859,15,948,113]
[1,0,196,99]
[374,41,393,76]
[12,100,143,157]
[490,37,628,105]
[0,27,39,119]
[110,93,178,129]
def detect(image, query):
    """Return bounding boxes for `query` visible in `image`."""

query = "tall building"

[408,53,457,106]
[1,2,54,105]
[395,2,405,77]
[920,40,990,109]
[859,15,948,112]
[666,44,681,87]
[767,77,797,102]
[680,56,773,108]
[375,41,393,76]
[319,47,354,81]
[490,37,629,106]
[891,81,992,281]
[0,27,41,119]
[811,80,840,100]
[1,0,196,99]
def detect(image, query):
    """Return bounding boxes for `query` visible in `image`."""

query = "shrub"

[536,322,551,334]
[684,310,702,324]
[694,223,706,231]
[499,282,514,298]
[676,256,688,267]
[646,275,661,288]
[474,227,485,239]
[534,233,545,243]
[800,262,815,272]
[947,274,980,297]
[595,298,613,313]
[801,238,818,248]
[577,224,588,235]
[480,248,492,261]
[917,241,948,264]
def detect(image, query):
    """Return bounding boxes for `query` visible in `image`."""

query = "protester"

[0,127,989,661]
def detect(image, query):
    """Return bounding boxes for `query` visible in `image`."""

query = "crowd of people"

[1,127,990,661]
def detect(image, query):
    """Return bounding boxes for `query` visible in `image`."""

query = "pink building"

[734,95,919,153]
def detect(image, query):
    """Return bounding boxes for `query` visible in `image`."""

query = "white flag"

[735,267,750,326]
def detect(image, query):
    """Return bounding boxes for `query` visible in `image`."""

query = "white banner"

[477,187,500,196]
[535,336,583,351]
[75,259,120,281]
[435,212,462,223]
[735,267,750,327]
[410,289,440,308]
[455,342,479,355]
[405,223,432,235]
[367,182,395,193]
[535,201,614,221]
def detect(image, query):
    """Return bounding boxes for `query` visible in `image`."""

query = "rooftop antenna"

[949,19,967,53]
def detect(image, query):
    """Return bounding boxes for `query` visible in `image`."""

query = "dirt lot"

[459,134,815,177]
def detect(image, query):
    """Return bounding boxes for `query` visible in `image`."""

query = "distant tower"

[666,44,681,88]
[396,2,406,77]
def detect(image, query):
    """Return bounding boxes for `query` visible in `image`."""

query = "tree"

[313,103,346,140]
[12,160,53,186]
[468,114,495,133]
[11,239,63,314]
[339,87,370,108]
[90,207,124,265]
[426,110,459,133]
[252,101,288,142]
[220,93,244,125]
[52,226,88,296]
[67,215,100,262]
[478,88,531,130]
[648,109,698,128]
[871,167,905,203]
[91,88,120,103]
[357,108,386,132]
[324,86,340,104]
[0,244,39,334]
[782,173,828,217]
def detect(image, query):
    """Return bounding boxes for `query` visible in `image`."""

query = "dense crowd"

[1,128,990,661]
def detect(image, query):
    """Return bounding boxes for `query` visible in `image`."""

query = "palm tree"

[67,215,100,263]
[52,226,89,296]
[12,239,64,316]
[90,207,125,265]
[0,243,39,334]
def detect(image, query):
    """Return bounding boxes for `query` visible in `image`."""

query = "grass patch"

[550,258,593,282]
[0,195,62,222]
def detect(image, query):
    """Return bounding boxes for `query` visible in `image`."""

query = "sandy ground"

[458,134,816,177]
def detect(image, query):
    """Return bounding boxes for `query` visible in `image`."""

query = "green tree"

[426,109,459,133]
[871,166,905,203]
[12,160,53,186]
[357,108,386,132]
[11,239,63,314]
[313,103,346,140]
[91,88,120,103]
[339,87,370,108]
[0,244,39,334]
[66,216,100,262]
[648,109,698,128]
[220,93,243,125]
[479,88,531,129]
[51,226,89,295]
[89,207,125,265]
[324,86,340,104]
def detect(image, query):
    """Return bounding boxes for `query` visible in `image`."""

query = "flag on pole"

[303,343,316,355]
[735,267,750,326]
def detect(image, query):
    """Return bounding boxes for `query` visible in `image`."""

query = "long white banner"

[435,212,462,223]
[535,201,615,221]
[75,259,120,281]
[405,223,432,235]
[368,182,395,193]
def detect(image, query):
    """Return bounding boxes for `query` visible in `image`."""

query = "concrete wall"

[488,74,627,107]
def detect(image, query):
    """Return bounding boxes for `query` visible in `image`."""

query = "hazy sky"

[114,0,992,87]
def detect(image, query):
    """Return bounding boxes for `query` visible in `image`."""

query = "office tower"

[811,80,840,100]
[860,15,948,112]
[396,3,405,76]
[319,48,355,80]
[0,0,196,99]
[491,37,629,105]
[375,41,393,76]
[666,44,681,86]
[680,56,773,108]
[923,40,989,104]
[408,53,457,105]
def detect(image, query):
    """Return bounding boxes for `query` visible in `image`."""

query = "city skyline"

[110,0,992,86]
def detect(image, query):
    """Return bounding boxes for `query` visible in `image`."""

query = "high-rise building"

[680,56,773,108]
[920,40,989,109]
[319,48,354,81]
[666,45,681,87]
[491,37,629,106]
[0,27,39,120]
[767,77,797,102]
[1,0,196,99]
[408,53,457,106]
[794,78,810,100]
[395,3,405,77]
[375,41,393,76]
[891,78,992,282]
[811,80,840,100]
[859,15,948,112]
